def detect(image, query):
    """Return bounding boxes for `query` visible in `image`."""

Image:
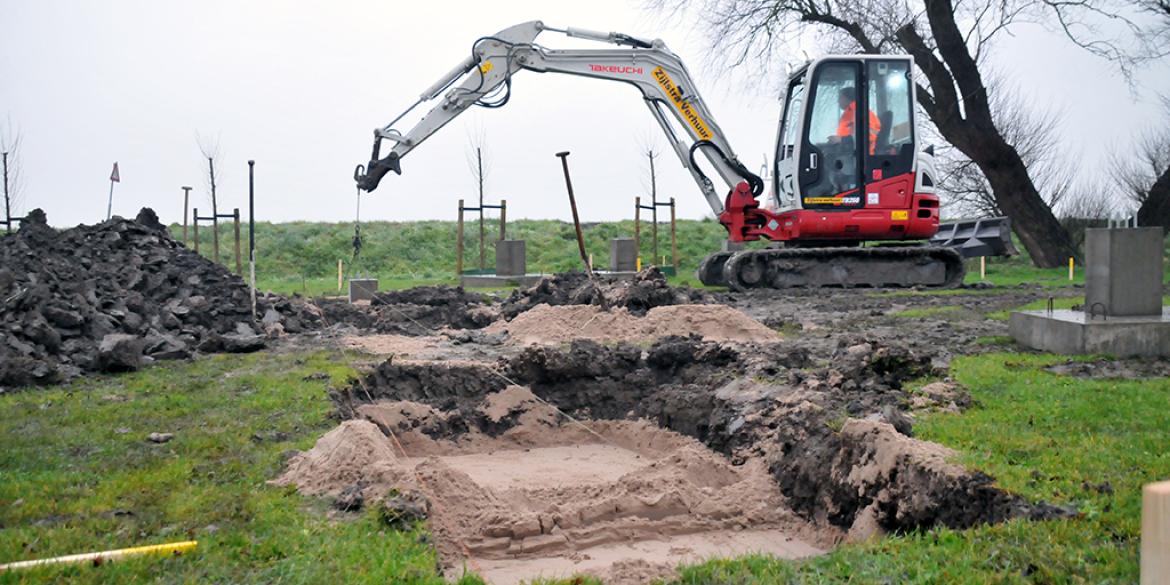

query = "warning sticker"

[652,66,712,140]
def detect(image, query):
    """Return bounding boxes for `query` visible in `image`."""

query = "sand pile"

[484,303,778,345]
[275,386,830,584]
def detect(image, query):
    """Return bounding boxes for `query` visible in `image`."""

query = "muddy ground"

[2,212,1097,583]
[276,276,1091,583]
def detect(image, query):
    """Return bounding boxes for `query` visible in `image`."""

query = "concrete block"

[1010,309,1170,357]
[348,278,378,302]
[610,238,637,272]
[495,240,526,277]
[1085,228,1164,317]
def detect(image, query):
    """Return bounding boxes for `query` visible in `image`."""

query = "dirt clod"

[499,268,710,319]
[0,209,323,387]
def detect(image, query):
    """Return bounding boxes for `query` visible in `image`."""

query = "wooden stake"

[233,208,242,275]
[1142,480,1170,584]
[980,256,986,280]
[634,196,641,265]
[670,197,678,272]
[337,259,343,291]
[181,186,191,245]
[456,199,465,275]
[192,208,200,254]
[499,199,507,241]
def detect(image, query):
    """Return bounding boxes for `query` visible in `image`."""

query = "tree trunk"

[900,1,1081,267]
[1137,163,1170,231]
[978,146,1081,265]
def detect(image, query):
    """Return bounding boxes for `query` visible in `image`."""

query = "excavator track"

[699,246,965,290]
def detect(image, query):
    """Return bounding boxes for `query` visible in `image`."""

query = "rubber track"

[716,246,966,291]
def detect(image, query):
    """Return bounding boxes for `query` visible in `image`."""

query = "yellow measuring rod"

[0,541,197,571]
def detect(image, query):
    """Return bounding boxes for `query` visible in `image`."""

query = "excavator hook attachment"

[354,138,403,192]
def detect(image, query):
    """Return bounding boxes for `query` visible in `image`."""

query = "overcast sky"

[1,0,1168,227]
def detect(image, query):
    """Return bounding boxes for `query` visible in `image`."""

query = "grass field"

[2,347,1166,583]
[177,220,1169,296]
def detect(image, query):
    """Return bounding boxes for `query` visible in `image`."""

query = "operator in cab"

[828,86,880,155]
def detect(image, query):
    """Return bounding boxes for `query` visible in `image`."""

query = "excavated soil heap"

[315,285,498,335]
[327,336,1071,543]
[483,304,778,345]
[0,209,322,387]
[499,268,711,319]
[277,386,831,584]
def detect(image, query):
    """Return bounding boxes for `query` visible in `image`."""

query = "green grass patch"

[0,352,482,584]
[669,352,1169,583]
[4,350,1166,583]
[892,305,982,320]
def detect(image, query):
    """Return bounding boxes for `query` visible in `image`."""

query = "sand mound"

[484,303,778,345]
[275,387,829,584]
[276,420,403,497]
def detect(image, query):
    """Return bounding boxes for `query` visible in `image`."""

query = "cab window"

[864,60,914,180]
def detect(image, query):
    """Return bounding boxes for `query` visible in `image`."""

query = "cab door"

[773,74,805,211]
[797,61,862,210]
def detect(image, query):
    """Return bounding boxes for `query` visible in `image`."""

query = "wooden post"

[499,199,507,241]
[337,259,343,291]
[670,197,678,272]
[192,208,200,254]
[1143,480,1170,584]
[980,256,986,280]
[181,186,192,245]
[233,208,242,274]
[634,196,641,262]
[456,199,465,275]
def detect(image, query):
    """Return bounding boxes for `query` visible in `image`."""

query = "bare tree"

[1109,108,1170,229]
[196,132,224,261]
[465,126,492,270]
[935,74,1074,219]
[649,0,1161,266]
[0,116,25,232]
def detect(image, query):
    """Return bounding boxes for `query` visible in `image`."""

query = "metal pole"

[456,199,465,275]
[670,197,678,272]
[2,152,9,234]
[233,208,242,274]
[247,161,255,258]
[555,152,591,275]
[499,199,507,241]
[181,186,192,245]
[106,180,115,221]
[193,208,200,254]
[247,161,256,320]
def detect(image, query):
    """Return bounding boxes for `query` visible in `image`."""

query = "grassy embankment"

[170,219,1168,295]
[2,349,1167,583]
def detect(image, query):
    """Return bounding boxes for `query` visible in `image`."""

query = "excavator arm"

[354,20,762,215]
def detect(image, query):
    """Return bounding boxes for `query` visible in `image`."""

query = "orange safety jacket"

[837,101,881,155]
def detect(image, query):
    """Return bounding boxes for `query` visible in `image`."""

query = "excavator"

[354,21,1010,289]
